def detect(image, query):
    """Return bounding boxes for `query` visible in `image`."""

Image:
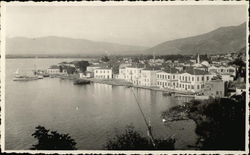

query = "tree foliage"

[104,125,175,150]
[162,93,245,150]
[73,60,90,72]
[101,56,110,62]
[31,126,77,150]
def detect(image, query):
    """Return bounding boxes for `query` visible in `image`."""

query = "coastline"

[55,74,195,95]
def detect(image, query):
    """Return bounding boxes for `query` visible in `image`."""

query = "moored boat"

[13,69,39,81]
[73,79,91,85]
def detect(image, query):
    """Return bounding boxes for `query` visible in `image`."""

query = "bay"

[5,58,197,150]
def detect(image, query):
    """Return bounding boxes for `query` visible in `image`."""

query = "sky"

[5,4,247,47]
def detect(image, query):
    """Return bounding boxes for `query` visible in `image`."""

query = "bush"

[31,126,77,150]
[162,94,246,150]
[104,125,175,150]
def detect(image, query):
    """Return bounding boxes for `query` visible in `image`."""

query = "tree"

[162,93,245,150]
[104,125,175,150]
[73,60,89,72]
[101,56,110,62]
[31,126,77,150]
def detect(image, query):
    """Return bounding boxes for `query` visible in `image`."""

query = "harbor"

[5,58,198,150]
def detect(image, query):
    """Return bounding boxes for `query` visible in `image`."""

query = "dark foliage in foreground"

[104,125,175,150]
[31,126,77,150]
[162,93,246,150]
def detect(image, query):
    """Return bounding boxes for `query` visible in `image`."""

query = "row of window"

[95,70,111,74]
[47,69,60,73]
[157,74,210,82]
[95,75,111,79]
[209,68,235,73]
[157,81,204,90]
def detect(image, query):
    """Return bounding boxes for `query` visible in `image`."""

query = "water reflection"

[5,59,198,150]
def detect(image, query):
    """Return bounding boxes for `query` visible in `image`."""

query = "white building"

[208,65,236,76]
[124,66,144,85]
[79,71,93,78]
[87,65,101,72]
[156,68,179,90]
[118,67,126,79]
[177,69,214,92]
[157,68,215,93]
[94,68,112,79]
[138,68,160,87]
[47,65,61,74]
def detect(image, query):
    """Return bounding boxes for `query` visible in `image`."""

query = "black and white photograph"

[0,1,249,154]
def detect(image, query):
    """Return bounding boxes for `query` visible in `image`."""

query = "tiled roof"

[127,63,145,68]
[143,66,161,71]
[95,67,112,70]
[162,67,179,74]
[49,65,60,69]
[184,68,209,75]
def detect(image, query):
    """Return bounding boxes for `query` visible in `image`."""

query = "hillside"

[146,22,246,55]
[6,36,146,55]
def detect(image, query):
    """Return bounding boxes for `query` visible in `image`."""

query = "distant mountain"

[146,22,246,55]
[6,36,147,55]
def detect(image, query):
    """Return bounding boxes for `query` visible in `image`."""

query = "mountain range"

[146,22,246,55]
[6,22,246,56]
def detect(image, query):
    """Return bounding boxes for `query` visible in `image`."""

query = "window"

[197,77,199,81]
[202,77,204,81]
[207,76,209,81]
[197,85,200,89]
[191,85,194,89]
[192,77,194,81]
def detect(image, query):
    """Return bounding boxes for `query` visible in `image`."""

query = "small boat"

[163,92,172,96]
[194,93,209,100]
[43,73,50,77]
[13,69,39,81]
[73,79,91,85]
[37,75,43,79]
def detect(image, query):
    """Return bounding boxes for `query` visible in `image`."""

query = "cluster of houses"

[82,54,240,97]
[46,54,245,97]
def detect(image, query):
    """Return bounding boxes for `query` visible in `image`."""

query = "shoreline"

[55,74,195,95]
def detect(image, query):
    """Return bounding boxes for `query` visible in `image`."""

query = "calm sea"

[5,58,197,150]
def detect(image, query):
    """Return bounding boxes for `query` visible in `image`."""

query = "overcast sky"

[5,4,247,47]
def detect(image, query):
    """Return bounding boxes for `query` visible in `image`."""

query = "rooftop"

[184,68,209,75]
[48,65,60,69]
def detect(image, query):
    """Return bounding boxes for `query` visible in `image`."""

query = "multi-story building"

[157,67,215,93]
[47,65,61,74]
[208,65,236,76]
[177,69,214,92]
[94,68,112,79]
[124,66,144,85]
[87,65,101,72]
[138,67,160,87]
[203,79,225,97]
[156,67,179,89]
